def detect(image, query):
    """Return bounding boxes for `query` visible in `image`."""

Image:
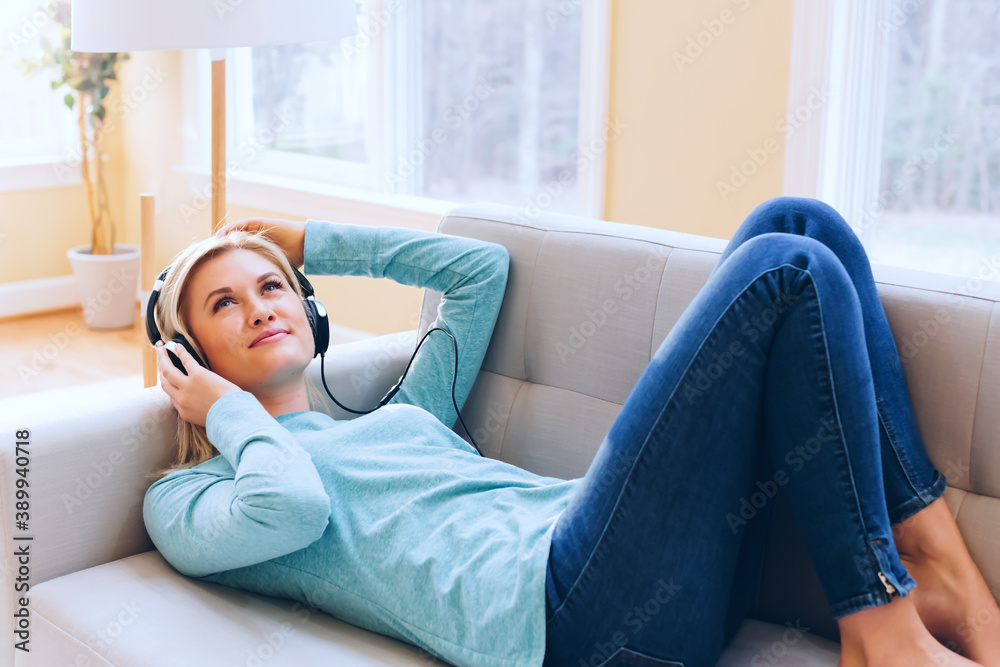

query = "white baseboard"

[0,275,93,320]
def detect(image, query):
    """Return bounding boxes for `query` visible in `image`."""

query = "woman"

[143,197,999,667]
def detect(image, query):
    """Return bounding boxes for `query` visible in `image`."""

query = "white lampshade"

[70,0,357,52]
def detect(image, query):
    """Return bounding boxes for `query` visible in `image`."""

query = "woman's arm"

[303,220,510,431]
[142,390,331,578]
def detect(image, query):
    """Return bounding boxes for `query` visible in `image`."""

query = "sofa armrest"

[0,386,177,589]
[0,331,416,593]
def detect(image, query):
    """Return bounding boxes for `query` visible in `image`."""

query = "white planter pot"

[66,244,142,330]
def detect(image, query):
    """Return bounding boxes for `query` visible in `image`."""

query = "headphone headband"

[144,267,171,350]
[290,265,315,299]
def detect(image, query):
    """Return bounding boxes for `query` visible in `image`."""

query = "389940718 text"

[13,429,33,653]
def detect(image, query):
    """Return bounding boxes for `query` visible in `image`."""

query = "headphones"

[146,264,329,373]
[146,262,484,457]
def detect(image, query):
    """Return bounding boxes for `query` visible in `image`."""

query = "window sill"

[870,261,1000,302]
[0,159,84,193]
[175,166,456,232]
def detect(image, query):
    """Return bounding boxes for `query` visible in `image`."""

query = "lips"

[250,328,289,347]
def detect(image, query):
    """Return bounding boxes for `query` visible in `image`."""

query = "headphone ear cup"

[148,265,211,375]
[166,336,208,376]
[302,298,329,357]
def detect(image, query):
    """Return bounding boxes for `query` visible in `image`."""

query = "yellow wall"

[3,0,797,332]
[0,188,91,281]
[604,0,796,239]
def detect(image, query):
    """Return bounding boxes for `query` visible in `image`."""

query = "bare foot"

[838,593,984,667]
[839,634,983,667]
[900,551,1000,666]
[890,497,1000,666]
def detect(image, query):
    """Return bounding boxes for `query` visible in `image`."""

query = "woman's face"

[182,248,315,392]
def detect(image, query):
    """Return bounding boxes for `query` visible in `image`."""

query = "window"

[0,65,77,165]
[0,2,81,187]
[873,0,1000,281]
[187,0,609,219]
[784,0,1000,285]
[415,1,584,208]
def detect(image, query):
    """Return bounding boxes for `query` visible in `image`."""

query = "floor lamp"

[70,0,357,387]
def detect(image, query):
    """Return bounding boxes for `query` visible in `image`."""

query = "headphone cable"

[317,327,484,457]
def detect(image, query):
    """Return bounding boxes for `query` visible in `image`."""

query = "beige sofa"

[2,201,998,666]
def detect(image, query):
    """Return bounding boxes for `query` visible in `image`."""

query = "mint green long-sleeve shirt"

[142,220,582,667]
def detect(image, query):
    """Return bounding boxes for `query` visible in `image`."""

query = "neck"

[250,379,311,419]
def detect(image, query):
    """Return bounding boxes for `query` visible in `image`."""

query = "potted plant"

[17,0,139,329]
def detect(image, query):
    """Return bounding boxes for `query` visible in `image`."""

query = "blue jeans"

[542,197,948,667]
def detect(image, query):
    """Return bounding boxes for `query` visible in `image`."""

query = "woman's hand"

[215,217,307,268]
[156,342,242,428]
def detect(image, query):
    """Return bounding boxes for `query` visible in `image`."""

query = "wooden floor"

[1,304,150,400]
[0,304,372,401]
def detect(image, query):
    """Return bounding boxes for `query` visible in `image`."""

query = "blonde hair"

[146,230,329,482]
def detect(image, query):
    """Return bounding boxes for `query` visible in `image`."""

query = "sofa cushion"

[24,551,443,666]
[25,550,840,666]
[716,618,839,666]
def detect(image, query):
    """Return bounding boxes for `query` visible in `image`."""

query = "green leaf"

[64,93,74,110]
[93,105,106,122]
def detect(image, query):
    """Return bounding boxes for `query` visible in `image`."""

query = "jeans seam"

[797,266,907,611]
[802,266,898,607]
[599,646,688,666]
[875,398,928,515]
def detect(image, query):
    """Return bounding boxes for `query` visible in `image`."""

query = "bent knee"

[757,197,861,244]
[725,233,853,292]
[738,231,841,265]
[750,196,845,223]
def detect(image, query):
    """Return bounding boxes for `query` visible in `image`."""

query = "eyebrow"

[203,272,283,311]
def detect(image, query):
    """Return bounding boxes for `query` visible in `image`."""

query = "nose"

[247,294,277,326]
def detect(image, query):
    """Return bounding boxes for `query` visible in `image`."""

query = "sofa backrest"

[421,202,1000,639]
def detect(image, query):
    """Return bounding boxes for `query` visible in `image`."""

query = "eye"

[212,280,285,312]
[213,296,233,312]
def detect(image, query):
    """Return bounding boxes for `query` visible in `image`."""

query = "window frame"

[783,0,892,251]
[179,0,611,227]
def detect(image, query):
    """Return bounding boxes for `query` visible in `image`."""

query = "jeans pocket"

[600,646,686,667]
